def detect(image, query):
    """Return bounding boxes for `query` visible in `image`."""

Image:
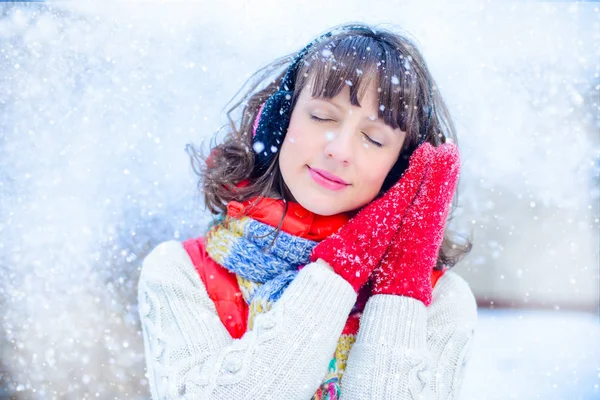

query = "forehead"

[301,87,381,119]
[295,37,384,104]
[299,74,380,110]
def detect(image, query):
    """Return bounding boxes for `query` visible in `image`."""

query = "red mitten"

[371,143,461,306]
[310,142,435,292]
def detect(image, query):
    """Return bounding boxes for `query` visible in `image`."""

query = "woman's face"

[279,81,407,216]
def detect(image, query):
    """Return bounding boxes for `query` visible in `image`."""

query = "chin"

[310,205,343,216]
[294,193,351,216]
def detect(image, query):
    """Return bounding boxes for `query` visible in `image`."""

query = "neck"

[226,196,350,241]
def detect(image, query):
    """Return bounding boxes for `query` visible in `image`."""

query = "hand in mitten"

[371,143,461,306]
[310,142,435,292]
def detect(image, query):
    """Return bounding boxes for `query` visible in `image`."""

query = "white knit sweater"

[138,240,478,399]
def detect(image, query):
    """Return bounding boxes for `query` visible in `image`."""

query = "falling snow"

[253,141,265,154]
[0,2,598,400]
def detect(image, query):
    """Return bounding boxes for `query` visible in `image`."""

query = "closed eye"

[362,133,383,147]
[310,115,334,122]
[311,115,383,147]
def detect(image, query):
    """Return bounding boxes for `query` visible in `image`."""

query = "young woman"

[138,22,478,399]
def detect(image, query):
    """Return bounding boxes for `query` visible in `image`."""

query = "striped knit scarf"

[204,214,363,400]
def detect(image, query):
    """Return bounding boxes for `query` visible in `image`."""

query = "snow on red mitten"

[371,143,461,305]
[310,142,436,292]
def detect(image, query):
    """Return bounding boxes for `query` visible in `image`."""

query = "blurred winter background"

[0,0,598,398]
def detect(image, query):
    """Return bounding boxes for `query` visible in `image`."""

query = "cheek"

[279,125,310,172]
[283,115,300,145]
[279,139,296,173]
[283,119,320,155]
[355,154,397,190]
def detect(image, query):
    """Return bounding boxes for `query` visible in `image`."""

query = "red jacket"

[183,197,446,339]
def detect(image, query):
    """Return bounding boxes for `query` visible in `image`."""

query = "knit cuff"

[356,294,427,350]
[278,260,358,323]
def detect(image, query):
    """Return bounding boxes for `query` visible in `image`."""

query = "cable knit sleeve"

[339,270,477,400]
[425,271,478,398]
[137,240,357,399]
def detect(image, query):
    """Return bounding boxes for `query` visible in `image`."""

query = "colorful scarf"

[205,214,365,399]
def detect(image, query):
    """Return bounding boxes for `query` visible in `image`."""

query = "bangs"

[293,33,426,147]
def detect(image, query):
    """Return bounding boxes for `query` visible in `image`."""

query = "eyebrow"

[311,98,390,127]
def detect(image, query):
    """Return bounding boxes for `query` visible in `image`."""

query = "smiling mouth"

[307,166,350,191]
[309,166,349,184]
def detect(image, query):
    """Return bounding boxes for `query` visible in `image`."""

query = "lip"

[307,166,350,191]
[311,167,349,185]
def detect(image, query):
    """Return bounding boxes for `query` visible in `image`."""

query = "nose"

[324,129,353,165]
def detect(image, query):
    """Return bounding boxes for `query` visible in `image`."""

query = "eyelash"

[310,115,383,147]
